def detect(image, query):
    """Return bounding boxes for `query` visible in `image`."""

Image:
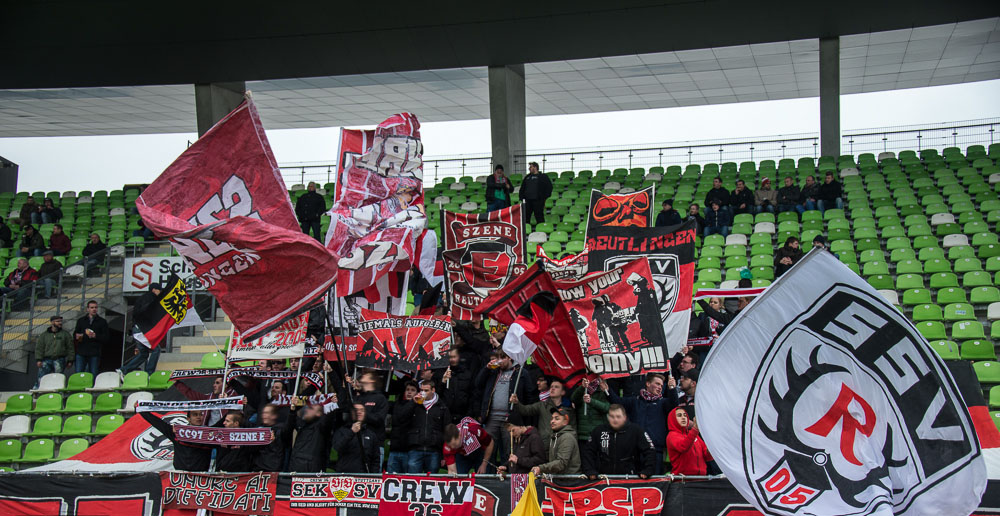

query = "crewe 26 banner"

[555,257,668,378]
[586,220,696,357]
[442,204,527,320]
[587,186,654,231]
[355,309,452,371]
[326,113,426,297]
[378,475,475,516]
[698,250,986,516]
[136,98,338,341]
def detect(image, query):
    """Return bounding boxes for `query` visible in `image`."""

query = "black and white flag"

[699,250,986,516]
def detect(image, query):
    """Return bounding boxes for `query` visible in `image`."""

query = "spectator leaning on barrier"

[332,403,381,474]
[531,407,581,476]
[443,418,495,475]
[34,315,74,389]
[666,406,713,476]
[499,413,546,474]
[605,372,676,475]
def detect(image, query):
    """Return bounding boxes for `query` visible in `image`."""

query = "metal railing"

[0,247,117,373]
[276,117,999,188]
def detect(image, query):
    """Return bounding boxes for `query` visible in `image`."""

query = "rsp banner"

[124,256,201,293]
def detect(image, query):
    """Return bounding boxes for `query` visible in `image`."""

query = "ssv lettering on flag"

[136,98,338,341]
[699,250,986,516]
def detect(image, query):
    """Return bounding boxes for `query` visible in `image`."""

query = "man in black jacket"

[332,403,381,473]
[485,164,514,212]
[387,381,418,473]
[655,200,681,227]
[252,404,293,471]
[797,176,820,214]
[776,176,801,214]
[288,399,338,472]
[582,404,656,479]
[406,379,451,473]
[295,182,327,241]
[349,372,389,461]
[474,349,537,471]
[703,178,730,218]
[140,411,213,472]
[74,300,108,375]
[520,162,552,226]
[729,179,754,216]
[440,347,478,423]
[216,412,255,472]
[816,172,843,213]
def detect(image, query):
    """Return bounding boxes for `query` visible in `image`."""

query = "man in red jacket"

[666,407,713,475]
[1,258,39,308]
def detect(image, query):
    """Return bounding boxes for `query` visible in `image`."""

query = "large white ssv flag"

[699,250,986,516]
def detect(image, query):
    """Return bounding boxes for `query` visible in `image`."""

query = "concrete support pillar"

[0,155,18,193]
[488,65,527,176]
[194,82,247,136]
[819,37,840,158]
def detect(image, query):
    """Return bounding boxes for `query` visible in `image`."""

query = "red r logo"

[805,383,876,466]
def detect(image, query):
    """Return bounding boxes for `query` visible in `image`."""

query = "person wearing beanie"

[754,177,777,214]
[655,199,682,227]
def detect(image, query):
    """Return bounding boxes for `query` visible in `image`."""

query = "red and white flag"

[136,98,338,341]
[502,292,557,366]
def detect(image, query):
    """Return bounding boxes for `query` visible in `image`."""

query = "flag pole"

[510,366,524,410]
[291,354,304,397]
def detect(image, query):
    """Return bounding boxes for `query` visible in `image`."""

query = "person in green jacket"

[571,377,610,451]
[510,378,576,454]
[34,315,74,389]
[532,407,582,475]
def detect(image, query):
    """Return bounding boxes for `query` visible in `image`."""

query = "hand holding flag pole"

[502,291,558,409]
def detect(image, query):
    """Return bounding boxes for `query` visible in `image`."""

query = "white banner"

[229,312,309,360]
[134,396,245,413]
[124,256,201,293]
[699,250,986,516]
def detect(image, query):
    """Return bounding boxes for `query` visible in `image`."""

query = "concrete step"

[204,321,232,331]
[173,336,225,354]
[156,354,204,372]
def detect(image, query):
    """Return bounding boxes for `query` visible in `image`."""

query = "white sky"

[0,79,998,193]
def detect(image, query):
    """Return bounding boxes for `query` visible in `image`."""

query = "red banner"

[474,263,587,387]
[356,309,452,371]
[289,476,381,510]
[555,257,668,378]
[536,244,590,281]
[327,114,426,297]
[442,205,527,320]
[587,186,654,231]
[323,334,359,362]
[379,475,475,516]
[136,99,338,341]
[334,128,376,203]
[161,472,276,516]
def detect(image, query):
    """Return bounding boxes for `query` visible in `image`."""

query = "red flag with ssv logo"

[137,98,338,341]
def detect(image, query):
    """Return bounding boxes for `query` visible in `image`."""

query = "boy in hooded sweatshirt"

[666,407,713,475]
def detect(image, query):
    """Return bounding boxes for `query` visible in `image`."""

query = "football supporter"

[332,403,381,473]
[510,377,575,454]
[498,414,545,474]
[287,396,338,472]
[252,403,293,472]
[386,381,418,473]
[582,404,656,478]
[442,418,495,475]
[571,377,610,452]
[531,407,581,475]
[604,373,676,474]
[215,412,254,472]
[666,407,713,475]
[139,410,213,472]
[407,379,451,473]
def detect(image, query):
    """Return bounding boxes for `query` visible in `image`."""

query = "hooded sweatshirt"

[665,407,713,475]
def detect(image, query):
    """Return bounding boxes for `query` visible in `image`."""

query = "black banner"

[0,473,162,516]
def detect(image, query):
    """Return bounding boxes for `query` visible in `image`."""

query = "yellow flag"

[510,472,544,516]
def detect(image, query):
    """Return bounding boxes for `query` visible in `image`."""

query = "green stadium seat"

[13,439,54,463]
[952,321,986,340]
[929,272,959,288]
[911,304,942,321]
[862,261,889,276]
[994,321,1000,340]
[29,393,63,414]
[943,302,976,321]
[961,340,996,361]
[990,387,1000,409]
[93,391,122,412]
[902,289,932,305]
[727,255,749,268]
[725,244,746,257]
[975,361,1000,384]
[919,247,945,261]
[929,340,960,360]
[87,414,124,437]
[915,321,946,340]
[59,414,92,437]
[0,439,21,463]
[925,259,953,273]
[890,248,916,262]
[59,392,93,413]
[119,371,149,391]
[698,269,722,283]
[955,258,983,272]
[937,287,968,305]
[60,372,94,392]
[0,393,32,415]
[859,250,884,263]
[867,275,893,290]
[895,260,923,274]
[703,234,725,247]
[913,236,938,250]
[50,438,88,462]
[24,415,61,437]
[896,274,924,290]
[964,271,992,287]
[697,256,720,269]
[701,245,723,258]
[201,352,225,369]
[972,287,1000,304]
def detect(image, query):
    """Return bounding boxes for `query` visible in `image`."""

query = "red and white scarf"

[639,389,662,402]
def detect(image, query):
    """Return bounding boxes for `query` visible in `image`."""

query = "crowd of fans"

[136,299,723,478]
